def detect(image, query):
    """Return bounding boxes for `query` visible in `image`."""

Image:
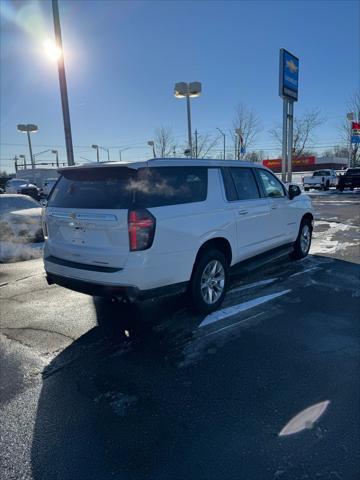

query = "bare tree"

[231,103,262,158]
[194,131,220,158]
[244,150,265,163]
[338,91,360,166]
[154,126,175,158]
[269,109,324,157]
[322,145,349,158]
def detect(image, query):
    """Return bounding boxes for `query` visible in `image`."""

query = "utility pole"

[195,129,198,158]
[52,0,74,166]
[216,127,226,160]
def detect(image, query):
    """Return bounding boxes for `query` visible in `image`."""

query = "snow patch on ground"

[0,241,44,263]
[311,221,358,255]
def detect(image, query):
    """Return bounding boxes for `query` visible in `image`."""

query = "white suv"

[43,159,313,313]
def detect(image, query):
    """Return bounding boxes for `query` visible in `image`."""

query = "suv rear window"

[48,166,208,209]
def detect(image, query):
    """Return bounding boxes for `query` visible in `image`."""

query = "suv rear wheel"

[291,218,312,259]
[189,249,229,313]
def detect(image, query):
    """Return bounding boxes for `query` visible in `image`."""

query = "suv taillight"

[128,209,156,251]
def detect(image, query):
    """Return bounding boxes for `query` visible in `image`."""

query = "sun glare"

[43,39,62,61]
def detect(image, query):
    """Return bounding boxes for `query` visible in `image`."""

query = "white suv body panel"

[43,159,313,297]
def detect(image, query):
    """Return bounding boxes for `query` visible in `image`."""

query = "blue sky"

[1,0,359,171]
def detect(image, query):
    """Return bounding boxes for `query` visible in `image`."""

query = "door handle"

[238,210,248,215]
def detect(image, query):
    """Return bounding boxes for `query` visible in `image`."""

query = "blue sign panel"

[351,135,360,144]
[279,49,299,101]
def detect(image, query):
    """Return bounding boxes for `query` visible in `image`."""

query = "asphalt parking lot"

[1,191,359,480]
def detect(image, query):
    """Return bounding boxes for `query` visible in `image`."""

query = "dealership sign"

[263,156,315,171]
[351,122,360,144]
[279,49,299,101]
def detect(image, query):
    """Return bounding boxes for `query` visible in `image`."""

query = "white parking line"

[199,289,292,328]
[229,278,278,294]
[202,311,265,338]
[289,267,319,278]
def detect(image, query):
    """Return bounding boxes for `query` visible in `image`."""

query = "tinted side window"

[48,167,207,209]
[230,168,260,200]
[257,169,286,198]
[221,168,238,201]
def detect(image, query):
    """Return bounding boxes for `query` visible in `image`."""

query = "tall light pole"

[100,146,110,161]
[51,0,74,166]
[119,147,131,161]
[19,154,27,169]
[347,112,354,168]
[91,144,100,162]
[147,141,156,158]
[217,127,226,160]
[17,124,38,173]
[51,149,59,167]
[174,82,201,157]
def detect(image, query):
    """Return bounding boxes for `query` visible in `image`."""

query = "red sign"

[263,156,316,172]
[352,122,360,135]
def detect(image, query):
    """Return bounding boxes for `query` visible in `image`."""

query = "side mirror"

[40,199,48,207]
[288,184,301,200]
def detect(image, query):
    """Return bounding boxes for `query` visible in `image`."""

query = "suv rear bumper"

[45,272,188,302]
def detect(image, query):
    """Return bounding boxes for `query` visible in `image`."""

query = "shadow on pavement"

[30,257,360,480]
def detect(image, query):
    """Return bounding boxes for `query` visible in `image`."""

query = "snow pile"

[311,221,357,255]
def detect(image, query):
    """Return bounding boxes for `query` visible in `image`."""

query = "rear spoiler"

[58,160,149,174]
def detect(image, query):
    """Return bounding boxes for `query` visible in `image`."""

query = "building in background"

[263,156,348,173]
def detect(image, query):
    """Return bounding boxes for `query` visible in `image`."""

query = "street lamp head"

[174,82,188,98]
[147,141,154,146]
[91,144,99,149]
[19,155,25,158]
[51,150,58,154]
[188,81,201,97]
[17,124,38,133]
[174,81,202,98]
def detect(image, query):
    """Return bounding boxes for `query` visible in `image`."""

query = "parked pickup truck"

[302,169,338,191]
[337,168,360,192]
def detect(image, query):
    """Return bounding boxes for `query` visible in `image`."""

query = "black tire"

[304,187,309,192]
[338,186,344,192]
[350,187,354,191]
[189,249,229,314]
[291,218,312,260]
[325,181,330,191]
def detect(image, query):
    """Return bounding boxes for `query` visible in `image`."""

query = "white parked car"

[302,169,338,191]
[0,194,44,243]
[43,159,314,313]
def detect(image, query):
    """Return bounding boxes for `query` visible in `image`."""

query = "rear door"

[222,167,274,261]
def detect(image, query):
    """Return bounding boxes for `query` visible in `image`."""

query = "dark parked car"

[337,168,360,192]
[5,178,41,200]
